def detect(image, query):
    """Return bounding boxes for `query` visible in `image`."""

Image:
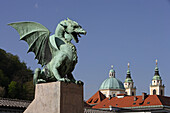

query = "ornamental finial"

[109,65,115,78]
[128,62,130,69]
[156,59,158,67]
[126,62,131,79]
[111,65,114,69]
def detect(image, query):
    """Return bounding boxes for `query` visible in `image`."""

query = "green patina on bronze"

[153,66,161,80]
[8,18,86,85]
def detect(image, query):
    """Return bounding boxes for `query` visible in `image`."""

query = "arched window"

[161,90,163,96]
[153,89,156,95]
[132,92,134,96]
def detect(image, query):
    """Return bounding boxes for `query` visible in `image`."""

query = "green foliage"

[0,86,5,97]
[8,81,18,98]
[0,48,34,100]
[23,80,34,100]
[0,69,9,87]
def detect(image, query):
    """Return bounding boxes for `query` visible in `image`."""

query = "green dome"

[99,77,125,90]
[125,78,133,82]
[153,64,161,80]
[110,69,115,73]
[153,75,161,80]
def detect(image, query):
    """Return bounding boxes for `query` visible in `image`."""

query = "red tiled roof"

[0,98,31,108]
[93,95,170,109]
[86,91,106,105]
[157,95,170,106]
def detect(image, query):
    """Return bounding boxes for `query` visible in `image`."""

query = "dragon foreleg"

[33,68,47,85]
[33,68,40,85]
[49,54,72,83]
[67,73,84,85]
[52,68,71,82]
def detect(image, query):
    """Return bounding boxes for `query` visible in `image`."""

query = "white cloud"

[35,3,38,8]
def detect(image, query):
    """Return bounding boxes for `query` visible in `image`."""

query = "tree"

[0,48,34,100]
[0,69,9,87]
[23,80,35,100]
[0,86,5,97]
[8,81,18,98]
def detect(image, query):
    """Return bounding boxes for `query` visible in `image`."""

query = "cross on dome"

[128,62,130,69]
[156,59,158,67]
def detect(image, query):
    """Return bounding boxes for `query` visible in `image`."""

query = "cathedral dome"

[99,77,125,90]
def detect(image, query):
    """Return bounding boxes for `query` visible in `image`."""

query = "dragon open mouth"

[72,32,86,43]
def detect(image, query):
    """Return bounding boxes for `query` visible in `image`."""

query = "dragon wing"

[8,22,52,66]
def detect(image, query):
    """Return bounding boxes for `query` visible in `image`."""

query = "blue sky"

[0,0,170,100]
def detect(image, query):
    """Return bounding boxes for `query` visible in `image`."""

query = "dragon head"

[57,18,86,43]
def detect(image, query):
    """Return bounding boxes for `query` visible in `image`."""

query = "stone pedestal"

[24,82,84,113]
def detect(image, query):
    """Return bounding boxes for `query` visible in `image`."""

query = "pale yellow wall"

[125,88,136,96]
[124,82,133,89]
[100,89,125,97]
[150,86,164,95]
[150,79,164,96]
[124,82,136,96]
[152,80,162,86]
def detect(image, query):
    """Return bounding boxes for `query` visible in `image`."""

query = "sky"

[0,0,170,100]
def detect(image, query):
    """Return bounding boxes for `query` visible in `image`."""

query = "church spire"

[124,63,133,83]
[154,59,160,76]
[124,63,136,96]
[126,63,131,79]
[150,59,164,96]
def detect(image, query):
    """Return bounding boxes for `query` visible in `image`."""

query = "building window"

[125,92,127,95]
[132,92,134,96]
[161,90,163,96]
[113,94,115,97]
[88,98,93,103]
[139,103,143,105]
[153,89,156,95]
[93,98,98,103]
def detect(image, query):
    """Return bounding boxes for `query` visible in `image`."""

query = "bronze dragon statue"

[9,18,86,85]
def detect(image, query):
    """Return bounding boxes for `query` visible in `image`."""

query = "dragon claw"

[64,78,71,83]
[58,78,71,83]
[37,79,46,83]
[75,80,84,85]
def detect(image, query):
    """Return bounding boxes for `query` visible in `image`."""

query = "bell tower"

[150,60,165,96]
[124,63,136,96]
